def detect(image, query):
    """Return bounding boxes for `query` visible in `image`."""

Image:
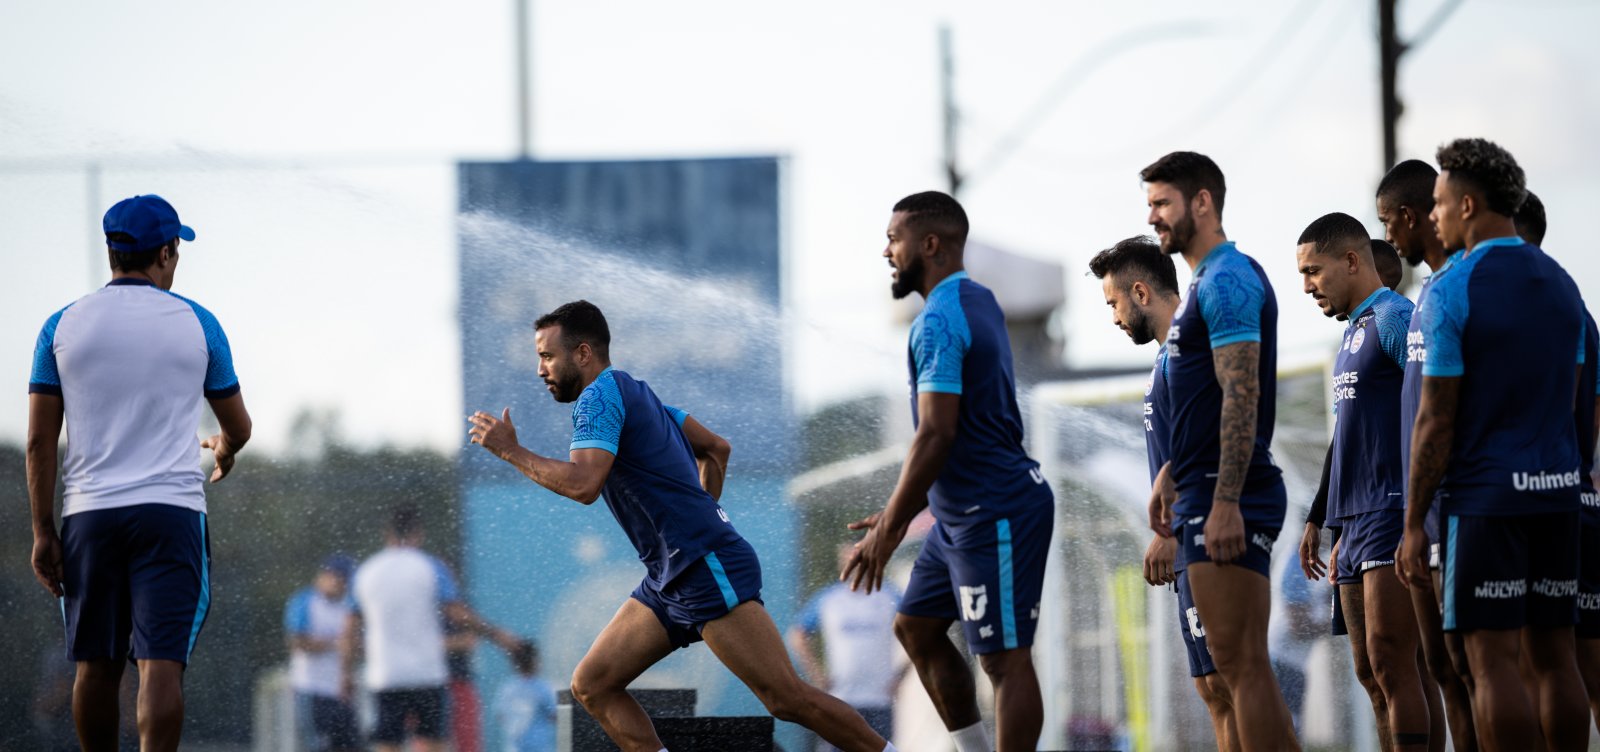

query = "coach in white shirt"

[27,194,252,752]
[343,506,517,752]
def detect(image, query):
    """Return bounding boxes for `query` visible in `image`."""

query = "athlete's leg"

[1188,562,1299,751]
[73,659,125,752]
[1515,632,1548,751]
[1413,577,1476,751]
[569,599,675,752]
[135,659,185,752]
[1416,649,1447,752]
[701,601,886,752]
[1195,673,1240,752]
[1521,626,1587,751]
[894,614,981,730]
[975,648,1041,752]
[1460,629,1535,750]
[1576,638,1600,737]
[1342,582,1392,748]
[1365,568,1430,750]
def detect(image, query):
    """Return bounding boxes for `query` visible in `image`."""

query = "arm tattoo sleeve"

[1212,341,1261,503]
[1405,376,1461,528]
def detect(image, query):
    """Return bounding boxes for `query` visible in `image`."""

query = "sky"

[2,0,1597,454]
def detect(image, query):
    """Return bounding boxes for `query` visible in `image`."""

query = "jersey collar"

[105,277,156,287]
[1347,287,1388,322]
[1468,235,1524,255]
[928,270,969,297]
[1193,241,1237,275]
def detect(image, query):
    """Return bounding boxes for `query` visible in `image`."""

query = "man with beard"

[1090,235,1240,752]
[1294,213,1435,750]
[1140,151,1297,750]
[1398,138,1588,750]
[467,301,893,752]
[1374,158,1478,751]
[1515,192,1600,738]
[842,191,1054,752]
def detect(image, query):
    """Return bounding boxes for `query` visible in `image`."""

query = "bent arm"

[881,392,960,533]
[207,391,253,454]
[27,394,65,535]
[680,415,731,500]
[496,446,616,504]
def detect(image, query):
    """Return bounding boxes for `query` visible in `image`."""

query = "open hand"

[200,434,236,483]
[468,408,519,459]
[840,512,904,594]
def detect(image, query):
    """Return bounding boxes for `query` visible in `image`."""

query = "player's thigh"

[1340,583,1374,675]
[127,506,209,663]
[1187,562,1271,656]
[1364,564,1421,657]
[897,524,960,623]
[944,505,1052,656]
[573,598,676,693]
[701,600,807,697]
[61,508,135,662]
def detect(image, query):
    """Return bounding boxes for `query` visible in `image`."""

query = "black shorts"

[1441,511,1580,632]
[372,687,448,744]
[1580,521,1600,639]
[301,694,359,751]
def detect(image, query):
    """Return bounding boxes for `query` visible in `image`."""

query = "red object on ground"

[450,678,483,752]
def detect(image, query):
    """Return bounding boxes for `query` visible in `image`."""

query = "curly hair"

[1087,235,1179,296]
[1436,138,1526,217]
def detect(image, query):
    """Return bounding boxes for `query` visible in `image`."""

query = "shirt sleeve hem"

[28,382,62,396]
[1421,365,1464,378]
[571,440,619,455]
[1208,332,1261,349]
[916,381,963,394]
[204,383,241,400]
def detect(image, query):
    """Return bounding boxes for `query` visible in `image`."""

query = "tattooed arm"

[1398,375,1460,587]
[1206,340,1261,562]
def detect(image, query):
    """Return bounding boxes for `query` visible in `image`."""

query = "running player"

[1398,138,1588,749]
[1294,212,1432,750]
[27,195,252,752]
[467,301,892,752]
[1140,151,1298,749]
[1514,192,1600,736]
[1089,235,1239,751]
[1377,159,1477,751]
[841,191,1055,752]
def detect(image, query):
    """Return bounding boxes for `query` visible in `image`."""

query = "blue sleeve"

[571,376,625,454]
[1579,321,1588,366]
[539,680,559,718]
[284,590,311,635]
[663,404,689,428]
[1199,262,1264,348]
[911,307,970,394]
[28,307,69,396]
[430,557,461,604]
[170,294,240,399]
[1376,300,1414,370]
[1421,276,1468,378]
[796,592,824,633]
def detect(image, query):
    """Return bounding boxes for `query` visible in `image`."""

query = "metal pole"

[1378,0,1401,171]
[940,25,960,196]
[515,0,533,159]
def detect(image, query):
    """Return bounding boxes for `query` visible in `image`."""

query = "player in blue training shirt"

[1089,235,1239,751]
[840,191,1054,752]
[1399,138,1589,750]
[1514,192,1600,736]
[1294,213,1434,750]
[1376,159,1478,751]
[1140,151,1297,750]
[468,301,893,752]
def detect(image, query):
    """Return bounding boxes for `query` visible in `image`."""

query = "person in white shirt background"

[285,554,360,752]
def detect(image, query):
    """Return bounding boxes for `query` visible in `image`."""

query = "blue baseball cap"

[103,195,196,252]
[320,553,358,580]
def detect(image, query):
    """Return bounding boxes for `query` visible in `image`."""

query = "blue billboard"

[456,158,794,734]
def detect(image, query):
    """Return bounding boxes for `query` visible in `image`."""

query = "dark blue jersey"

[1144,344,1172,484]
[1163,242,1286,527]
[570,368,743,589]
[907,272,1053,524]
[1329,288,1413,520]
[1421,237,1586,516]
[1400,251,1464,542]
[1578,312,1599,521]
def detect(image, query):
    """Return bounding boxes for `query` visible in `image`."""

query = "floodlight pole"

[86,162,101,291]
[515,0,533,160]
[941,24,961,196]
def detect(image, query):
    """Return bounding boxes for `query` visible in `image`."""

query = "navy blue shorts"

[899,502,1053,655]
[1335,509,1403,585]
[1579,520,1600,639]
[1175,571,1217,677]
[372,687,447,743]
[1175,516,1276,579]
[1441,511,1579,632]
[632,537,763,649]
[61,504,210,665]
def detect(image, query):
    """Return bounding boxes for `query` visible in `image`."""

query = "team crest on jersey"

[1350,327,1366,354]
[1144,371,1155,397]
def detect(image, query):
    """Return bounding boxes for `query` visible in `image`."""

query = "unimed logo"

[1475,579,1526,599]
[1511,469,1581,492]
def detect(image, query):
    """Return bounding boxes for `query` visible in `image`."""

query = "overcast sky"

[3,0,1596,454]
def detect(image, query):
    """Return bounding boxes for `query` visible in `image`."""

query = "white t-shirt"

[284,586,353,697]
[795,583,902,707]
[29,279,240,517]
[352,546,460,691]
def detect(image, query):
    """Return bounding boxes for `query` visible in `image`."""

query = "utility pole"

[86,162,101,291]
[940,24,960,196]
[1379,0,1401,171]
[515,0,533,160]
